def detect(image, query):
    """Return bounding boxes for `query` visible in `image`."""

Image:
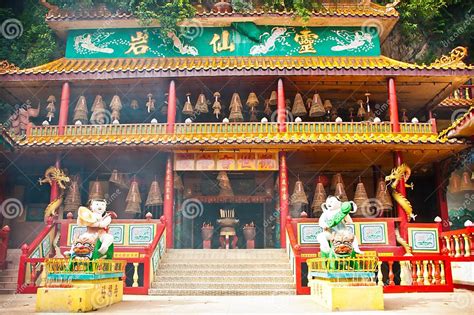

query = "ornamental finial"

[430,47,468,67]
[0,60,19,74]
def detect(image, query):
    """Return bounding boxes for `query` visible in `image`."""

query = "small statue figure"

[77,198,115,259]
[317,195,363,258]
[66,232,97,261]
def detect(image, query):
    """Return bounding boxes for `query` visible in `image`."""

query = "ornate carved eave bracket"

[0,60,19,74]
[430,47,469,68]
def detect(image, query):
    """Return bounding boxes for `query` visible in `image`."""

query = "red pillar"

[163,155,174,248]
[388,78,400,133]
[277,78,286,132]
[435,163,449,231]
[166,80,176,134]
[58,82,70,135]
[389,77,408,238]
[279,152,289,248]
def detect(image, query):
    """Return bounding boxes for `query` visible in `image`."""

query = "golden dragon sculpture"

[39,166,70,221]
[385,163,417,221]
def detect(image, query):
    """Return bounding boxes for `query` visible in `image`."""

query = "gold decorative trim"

[0,60,19,73]
[430,47,468,67]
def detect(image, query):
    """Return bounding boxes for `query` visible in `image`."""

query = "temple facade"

[0,1,472,296]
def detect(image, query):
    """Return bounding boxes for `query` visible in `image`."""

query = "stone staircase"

[0,249,21,294]
[149,249,295,296]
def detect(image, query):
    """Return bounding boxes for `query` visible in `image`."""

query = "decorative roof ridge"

[439,105,474,139]
[2,53,472,76]
[43,2,399,21]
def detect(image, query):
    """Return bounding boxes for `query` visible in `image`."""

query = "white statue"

[317,196,363,257]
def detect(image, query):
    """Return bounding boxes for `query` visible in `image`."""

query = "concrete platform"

[0,290,472,314]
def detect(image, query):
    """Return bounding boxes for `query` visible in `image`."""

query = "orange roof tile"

[1,55,472,77]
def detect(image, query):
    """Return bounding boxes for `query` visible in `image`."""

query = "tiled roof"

[44,5,398,21]
[437,98,474,108]
[440,106,474,138]
[18,132,462,148]
[1,55,472,77]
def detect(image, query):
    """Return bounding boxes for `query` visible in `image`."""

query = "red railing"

[285,218,456,295]
[0,225,11,270]
[440,227,473,259]
[17,216,167,295]
[377,255,454,293]
[17,217,57,293]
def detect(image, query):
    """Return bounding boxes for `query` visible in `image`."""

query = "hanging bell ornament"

[269,91,277,107]
[109,95,123,121]
[212,92,222,119]
[290,179,309,205]
[353,178,369,216]
[311,178,327,216]
[174,172,184,191]
[195,93,209,114]
[182,93,194,116]
[309,93,325,117]
[330,173,344,191]
[357,99,366,119]
[46,95,56,122]
[89,180,104,201]
[334,182,348,202]
[292,93,307,117]
[460,171,473,191]
[246,92,259,109]
[264,99,272,116]
[376,178,393,214]
[249,109,258,122]
[285,98,291,110]
[125,178,142,214]
[218,171,234,196]
[73,95,88,124]
[64,175,81,213]
[229,93,244,122]
[109,170,121,186]
[323,100,333,114]
[130,99,139,110]
[145,178,163,206]
[448,172,462,193]
[146,93,155,113]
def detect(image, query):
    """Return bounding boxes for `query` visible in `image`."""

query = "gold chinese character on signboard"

[294,30,318,54]
[125,31,149,55]
[209,30,235,54]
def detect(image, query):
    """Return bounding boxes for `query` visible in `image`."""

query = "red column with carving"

[58,82,70,135]
[166,80,176,134]
[277,78,286,132]
[279,152,289,248]
[435,162,450,231]
[163,155,174,248]
[394,152,408,239]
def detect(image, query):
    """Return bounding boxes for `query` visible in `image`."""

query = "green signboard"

[66,25,380,59]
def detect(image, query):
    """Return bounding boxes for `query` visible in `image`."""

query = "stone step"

[164,254,289,260]
[161,258,289,264]
[152,281,295,290]
[155,269,292,277]
[0,288,16,295]
[0,282,16,289]
[0,269,18,277]
[148,288,296,296]
[158,262,290,270]
[165,249,286,257]
[0,275,17,282]
[155,275,294,283]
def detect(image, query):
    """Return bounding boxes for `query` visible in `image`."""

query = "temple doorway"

[175,170,278,249]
